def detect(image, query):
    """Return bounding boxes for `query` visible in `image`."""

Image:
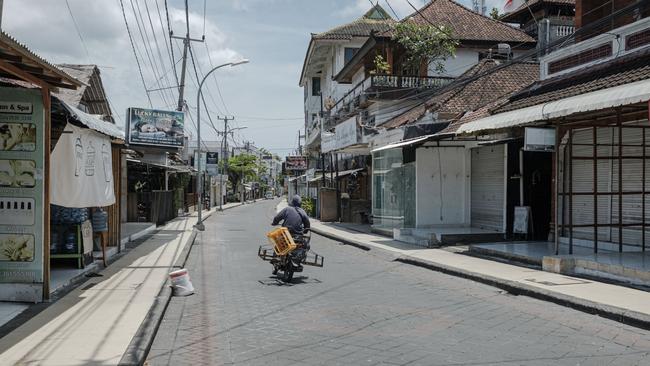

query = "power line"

[143,0,177,104]
[384,0,400,19]
[119,0,152,107]
[65,0,91,61]
[130,0,173,107]
[163,0,179,87]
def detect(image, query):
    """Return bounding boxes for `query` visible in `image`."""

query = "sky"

[2,0,502,156]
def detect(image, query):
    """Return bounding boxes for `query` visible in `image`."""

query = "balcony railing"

[329,74,453,120]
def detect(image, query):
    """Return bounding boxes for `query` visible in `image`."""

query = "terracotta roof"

[383,59,539,129]
[441,97,510,134]
[502,0,575,23]
[383,0,535,44]
[313,4,395,40]
[495,48,650,113]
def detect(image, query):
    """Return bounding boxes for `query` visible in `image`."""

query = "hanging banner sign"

[126,107,185,148]
[50,123,115,207]
[285,156,307,171]
[0,87,45,298]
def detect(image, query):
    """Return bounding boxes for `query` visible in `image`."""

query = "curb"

[119,203,244,365]
[118,229,198,366]
[312,226,650,331]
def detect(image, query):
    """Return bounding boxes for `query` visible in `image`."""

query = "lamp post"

[219,126,247,211]
[195,59,249,231]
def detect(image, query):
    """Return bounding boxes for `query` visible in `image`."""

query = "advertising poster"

[285,156,307,171]
[127,107,185,148]
[206,152,219,176]
[0,87,44,290]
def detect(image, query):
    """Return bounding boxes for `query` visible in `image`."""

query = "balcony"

[329,75,453,120]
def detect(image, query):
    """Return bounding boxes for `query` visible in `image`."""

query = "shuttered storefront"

[561,125,650,249]
[471,145,505,232]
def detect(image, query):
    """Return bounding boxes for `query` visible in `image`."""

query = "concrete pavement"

[0,202,243,366]
[147,199,650,365]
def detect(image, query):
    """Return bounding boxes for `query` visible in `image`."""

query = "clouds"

[338,0,426,19]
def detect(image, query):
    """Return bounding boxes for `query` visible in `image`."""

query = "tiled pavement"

[148,200,650,365]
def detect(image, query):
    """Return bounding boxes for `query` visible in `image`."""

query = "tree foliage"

[489,7,502,20]
[392,22,458,74]
[226,154,258,191]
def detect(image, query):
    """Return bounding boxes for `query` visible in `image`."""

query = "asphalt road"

[147,199,650,366]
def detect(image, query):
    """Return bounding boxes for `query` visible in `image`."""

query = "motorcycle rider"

[272,195,311,267]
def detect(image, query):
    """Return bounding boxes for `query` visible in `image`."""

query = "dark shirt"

[272,206,310,235]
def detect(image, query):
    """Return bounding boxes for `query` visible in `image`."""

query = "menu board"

[0,87,44,290]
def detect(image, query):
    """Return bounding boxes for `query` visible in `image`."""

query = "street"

[147,200,650,366]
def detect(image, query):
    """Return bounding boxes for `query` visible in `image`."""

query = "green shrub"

[301,197,315,217]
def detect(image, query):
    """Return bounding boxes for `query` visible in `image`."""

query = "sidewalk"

[0,202,242,366]
[304,211,650,329]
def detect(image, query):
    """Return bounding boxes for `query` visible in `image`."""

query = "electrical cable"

[129,0,171,107]
[65,0,91,62]
[119,0,153,107]
[384,0,400,19]
[143,0,177,104]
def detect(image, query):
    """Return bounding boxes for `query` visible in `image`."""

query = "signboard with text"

[127,107,185,148]
[0,87,45,300]
[285,156,307,171]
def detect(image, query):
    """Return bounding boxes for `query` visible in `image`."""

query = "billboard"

[206,152,219,176]
[285,156,307,171]
[127,107,184,148]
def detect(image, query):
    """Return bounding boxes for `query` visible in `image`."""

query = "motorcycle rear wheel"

[280,262,294,283]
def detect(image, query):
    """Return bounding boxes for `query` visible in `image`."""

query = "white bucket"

[169,268,195,296]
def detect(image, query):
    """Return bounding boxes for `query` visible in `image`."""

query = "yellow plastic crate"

[267,227,297,255]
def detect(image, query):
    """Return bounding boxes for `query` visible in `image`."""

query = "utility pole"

[297,130,306,155]
[217,115,234,211]
[172,0,204,112]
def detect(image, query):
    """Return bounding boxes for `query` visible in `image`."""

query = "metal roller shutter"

[471,145,505,232]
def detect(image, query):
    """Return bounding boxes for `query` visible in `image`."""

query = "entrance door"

[471,145,505,232]
[523,151,553,240]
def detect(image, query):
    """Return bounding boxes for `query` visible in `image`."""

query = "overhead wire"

[118,0,153,107]
[131,0,175,108]
[143,0,178,105]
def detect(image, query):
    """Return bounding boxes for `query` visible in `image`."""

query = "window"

[311,77,321,96]
[344,47,360,65]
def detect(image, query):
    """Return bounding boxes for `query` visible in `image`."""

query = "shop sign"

[193,151,206,170]
[206,152,219,176]
[285,156,307,171]
[321,116,358,153]
[126,107,185,148]
[0,87,45,291]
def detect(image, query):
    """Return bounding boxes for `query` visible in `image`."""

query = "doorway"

[523,151,553,240]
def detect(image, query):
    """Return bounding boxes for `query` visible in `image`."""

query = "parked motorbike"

[258,229,324,283]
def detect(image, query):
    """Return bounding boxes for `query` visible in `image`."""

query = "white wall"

[430,48,480,78]
[415,146,469,227]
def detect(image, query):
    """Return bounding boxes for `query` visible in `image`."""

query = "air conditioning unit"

[524,127,555,151]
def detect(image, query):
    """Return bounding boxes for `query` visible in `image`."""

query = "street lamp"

[219,126,247,211]
[195,59,249,231]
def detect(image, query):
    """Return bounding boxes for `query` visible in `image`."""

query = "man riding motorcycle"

[271,195,311,269]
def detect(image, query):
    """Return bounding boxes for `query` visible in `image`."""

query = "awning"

[126,158,193,172]
[457,78,650,134]
[58,98,125,140]
[335,168,365,178]
[371,135,433,153]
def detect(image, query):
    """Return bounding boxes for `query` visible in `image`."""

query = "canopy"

[58,98,125,140]
[371,135,434,153]
[457,78,650,134]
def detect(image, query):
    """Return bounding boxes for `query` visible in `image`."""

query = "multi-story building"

[443,0,650,282]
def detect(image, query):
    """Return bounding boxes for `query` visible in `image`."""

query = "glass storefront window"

[372,149,415,230]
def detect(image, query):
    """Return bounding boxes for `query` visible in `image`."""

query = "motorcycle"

[258,229,324,283]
